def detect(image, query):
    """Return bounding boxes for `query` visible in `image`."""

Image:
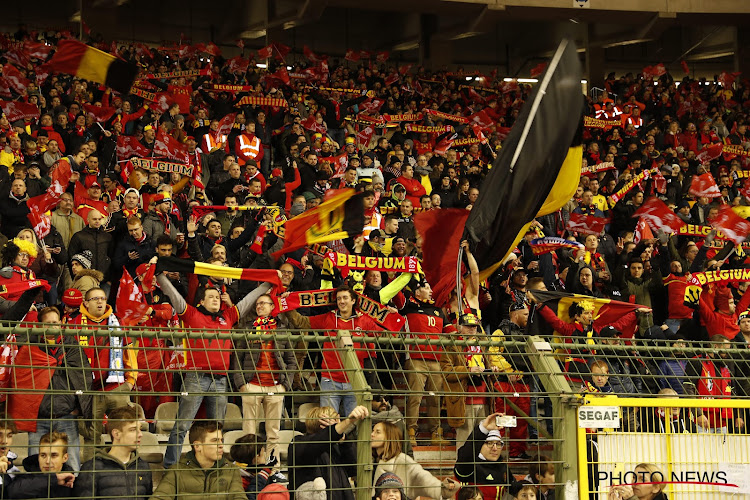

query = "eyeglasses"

[87,297,107,302]
[17,253,29,258]
[484,441,502,449]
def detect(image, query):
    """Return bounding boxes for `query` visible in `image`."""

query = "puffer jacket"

[150,451,246,500]
[73,450,152,500]
[0,192,30,239]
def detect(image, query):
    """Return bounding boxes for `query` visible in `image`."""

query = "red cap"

[62,288,83,307]
[271,168,283,178]
[85,175,101,189]
[186,135,196,141]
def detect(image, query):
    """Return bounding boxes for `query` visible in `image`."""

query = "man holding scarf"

[155,260,278,468]
[68,286,136,462]
[230,293,296,455]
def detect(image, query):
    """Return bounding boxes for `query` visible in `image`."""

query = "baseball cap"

[460,313,480,326]
[599,326,621,338]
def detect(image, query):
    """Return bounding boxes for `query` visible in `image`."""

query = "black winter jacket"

[68,226,113,278]
[73,450,152,500]
[7,456,74,498]
[288,425,356,500]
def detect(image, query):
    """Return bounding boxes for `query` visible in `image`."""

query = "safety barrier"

[0,324,748,500]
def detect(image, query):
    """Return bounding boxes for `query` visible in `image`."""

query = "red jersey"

[179,304,239,373]
[308,311,381,383]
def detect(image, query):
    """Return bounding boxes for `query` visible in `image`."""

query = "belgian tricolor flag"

[463,39,584,280]
[48,40,137,94]
[272,189,364,258]
[156,257,282,286]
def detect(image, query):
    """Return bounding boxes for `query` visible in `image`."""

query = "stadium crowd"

[0,24,746,499]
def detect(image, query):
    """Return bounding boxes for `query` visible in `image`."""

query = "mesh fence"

[0,324,748,499]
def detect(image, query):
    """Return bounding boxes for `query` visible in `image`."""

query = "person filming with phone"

[454,412,511,500]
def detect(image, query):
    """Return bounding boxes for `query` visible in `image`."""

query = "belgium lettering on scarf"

[422,108,469,123]
[723,144,750,157]
[275,289,405,331]
[675,223,739,241]
[581,162,616,174]
[382,113,423,123]
[141,68,211,79]
[583,116,621,129]
[130,87,157,102]
[732,170,750,180]
[129,157,195,177]
[690,268,750,286]
[325,251,422,276]
[404,124,453,133]
[453,137,480,147]
[609,170,651,204]
[0,279,50,298]
[235,96,289,108]
[204,83,255,92]
[306,85,374,97]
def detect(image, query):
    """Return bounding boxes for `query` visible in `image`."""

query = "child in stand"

[230,434,283,500]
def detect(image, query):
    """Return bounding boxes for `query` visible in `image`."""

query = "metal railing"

[0,323,748,499]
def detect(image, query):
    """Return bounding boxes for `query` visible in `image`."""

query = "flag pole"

[455,245,464,318]
[509,39,569,173]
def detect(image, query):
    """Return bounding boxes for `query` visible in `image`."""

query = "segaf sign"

[578,406,620,428]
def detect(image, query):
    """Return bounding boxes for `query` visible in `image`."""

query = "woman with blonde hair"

[372,421,457,500]
[288,405,370,500]
[16,227,64,302]
[608,463,668,500]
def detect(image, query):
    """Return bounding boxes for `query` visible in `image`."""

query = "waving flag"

[117,135,152,160]
[0,101,39,122]
[689,172,721,198]
[83,103,116,123]
[711,205,750,245]
[696,143,724,165]
[116,268,150,327]
[567,212,609,236]
[47,39,137,94]
[154,128,189,164]
[634,197,686,234]
[462,39,583,280]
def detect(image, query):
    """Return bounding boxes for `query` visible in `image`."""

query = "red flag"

[472,124,488,145]
[27,204,51,239]
[384,73,399,86]
[257,45,273,59]
[34,62,51,86]
[681,60,690,75]
[635,198,686,235]
[399,64,413,75]
[689,172,722,198]
[359,50,372,60]
[116,268,150,327]
[467,87,485,104]
[47,159,73,199]
[134,43,153,60]
[2,64,29,94]
[696,143,724,164]
[468,109,494,130]
[204,42,221,57]
[356,125,375,147]
[633,217,655,244]
[236,39,245,49]
[642,63,667,79]
[499,80,519,94]
[376,51,390,64]
[329,153,349,179]
[216,112,237,137]
[271,66,290,86]
[345,49,360,62]
[651,170,667,194]
[227,56,249,74]
[434,133,458,156]
[150,92,175,114]
[23,41,52,60]
[301,114,327,134]
[0,101,39,122]
[83,103,116,123]
[358,97,384,115]
[4,49,30,69]
[741,178,750,202]
[117,135,152,160]
[718,71,741,88]
[303,45,324,62]
[273,43,291,61]
[711,205,750,245]
[154,128,189,164]
[495,126,512,141]
[566,212,610,236]
[413,208,470,307]
[530,62,547,78]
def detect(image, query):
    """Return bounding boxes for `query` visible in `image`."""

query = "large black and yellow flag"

[48,40,137,94]
[156,257,282,286]
[528,289,643,341]
[272,189,364,258]
[463,39,584,281]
